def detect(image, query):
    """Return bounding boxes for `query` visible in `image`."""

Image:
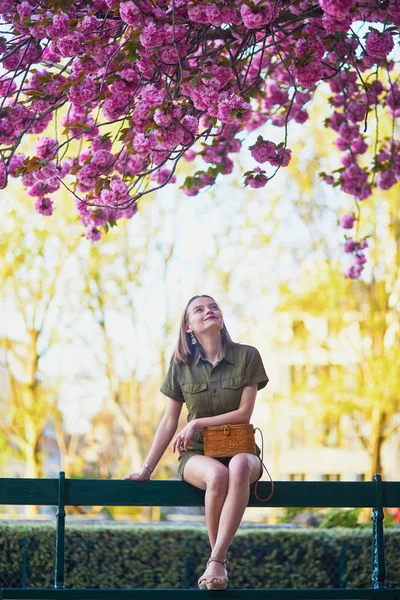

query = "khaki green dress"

[160,342,269,480]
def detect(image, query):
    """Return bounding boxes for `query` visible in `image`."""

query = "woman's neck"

[197,335,223,365]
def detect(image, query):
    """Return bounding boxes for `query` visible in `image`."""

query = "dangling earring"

[190,332,197,345]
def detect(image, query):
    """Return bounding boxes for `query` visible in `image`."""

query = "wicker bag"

[203,424,256,457]
[203,423,274,502]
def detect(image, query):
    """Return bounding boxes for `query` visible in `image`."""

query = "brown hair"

[171,294,236,365]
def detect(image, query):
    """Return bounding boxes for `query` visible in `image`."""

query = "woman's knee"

[228,454,253,482]
[205,465,229,495]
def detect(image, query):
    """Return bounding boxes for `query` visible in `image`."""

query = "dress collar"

[194,341,234,365]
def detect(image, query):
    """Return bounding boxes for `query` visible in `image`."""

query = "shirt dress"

[160,342,269,480]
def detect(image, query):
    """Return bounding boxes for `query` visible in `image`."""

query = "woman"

[125,294,269,590]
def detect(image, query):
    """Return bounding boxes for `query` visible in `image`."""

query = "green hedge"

[1,524,399,590]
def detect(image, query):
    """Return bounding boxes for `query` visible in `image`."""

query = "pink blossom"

[377,170,396,190]
[187,5,209,24]
[0,158,6,188]
[327,112,346,132]
[388,0,400,22]
[354,252,367,266]
[350,138,368,154]
[34,196,53,216]
[154,109,173,127]
[365,29,394,59]
[216,94,252,124]
[59,159,73,178]
[0,79,17,97]
[102,95,130,121]
[204,6,223,27]
[182,115,199,136]
[335,137,350,152]
[290,59,323,89]
[338,122,359,142]
[244,167,268,188]
[77,164,98,188]
[47,13,69,38]
[342,164,371,200]
[91,208,110,227]
[347,101,367,123]
[120,2,143,27]
[120,68,139,83]
[33,162,59,182]
[346,264,362,279]
[150,167,176,185]
[35,137,58,159]
[91,136,112,153]
[140,22,164,48]
[339,213,356,229]
[8,153,25,177]
[85,225,102,241]
[28,179,60,196]
[343,240,356,253]
[92,150,114,171]
[57,32,83,58]
[295,38,325,61]
[387,83,400,117]
[133,133,154,158]
[319,0,356,19]
[17,2,32,20]
[322,14,352,33]
[250,137,291,167]
[184,149,196,162]
[240,2,278,29]
[78,16,102,33]
[68,76,97,106]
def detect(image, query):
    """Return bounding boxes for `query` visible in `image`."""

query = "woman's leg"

[206,453,261,583]
[182,455,229,549]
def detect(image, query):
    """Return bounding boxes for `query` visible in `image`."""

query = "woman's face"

[185,296,223,337]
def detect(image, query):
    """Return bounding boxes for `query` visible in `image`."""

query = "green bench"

[0,472,399,599]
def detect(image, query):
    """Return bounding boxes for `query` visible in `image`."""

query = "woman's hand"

[172,420,198,455]
[124,468,151,481]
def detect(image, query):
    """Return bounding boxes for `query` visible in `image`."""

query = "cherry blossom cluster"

[0,0,399,276]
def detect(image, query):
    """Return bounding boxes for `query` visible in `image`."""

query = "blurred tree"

[73,197,182,482]
[0,189,80,514]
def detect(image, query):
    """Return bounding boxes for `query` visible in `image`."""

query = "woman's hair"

[171,294,236,364]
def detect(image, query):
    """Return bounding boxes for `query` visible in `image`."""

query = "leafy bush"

[0,524,399,590]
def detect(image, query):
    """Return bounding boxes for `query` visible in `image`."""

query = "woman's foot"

[205,557,230,590]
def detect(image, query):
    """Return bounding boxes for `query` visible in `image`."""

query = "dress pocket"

[182,382,209,417]
[220,377,245,412]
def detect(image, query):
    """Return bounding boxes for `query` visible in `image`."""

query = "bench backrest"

[1,476,399,507]
[1,473,399,592]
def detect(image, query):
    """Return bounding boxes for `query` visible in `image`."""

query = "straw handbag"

[203,424,274,501]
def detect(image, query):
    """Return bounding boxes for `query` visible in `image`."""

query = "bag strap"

[253,427,274,502]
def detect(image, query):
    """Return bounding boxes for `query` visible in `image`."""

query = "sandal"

[198,574,208,590]
[205,556,231,591]
[197,559,210,589]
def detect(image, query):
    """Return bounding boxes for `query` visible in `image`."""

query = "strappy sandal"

[198,573,208,590]
[205,556,231,591]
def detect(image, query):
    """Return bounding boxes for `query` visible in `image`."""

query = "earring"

[190,332,197,345]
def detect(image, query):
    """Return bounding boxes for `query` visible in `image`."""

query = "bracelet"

[144,462,154,473]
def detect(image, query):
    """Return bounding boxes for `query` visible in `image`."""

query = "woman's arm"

[124,398,183,480]
[172,385,258,453]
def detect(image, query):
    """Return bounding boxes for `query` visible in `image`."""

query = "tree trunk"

[369,408,387,480]
[23,386,43,517]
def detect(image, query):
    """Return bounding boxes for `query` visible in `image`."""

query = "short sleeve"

[244,346,269,390]
[160,361,185,402]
